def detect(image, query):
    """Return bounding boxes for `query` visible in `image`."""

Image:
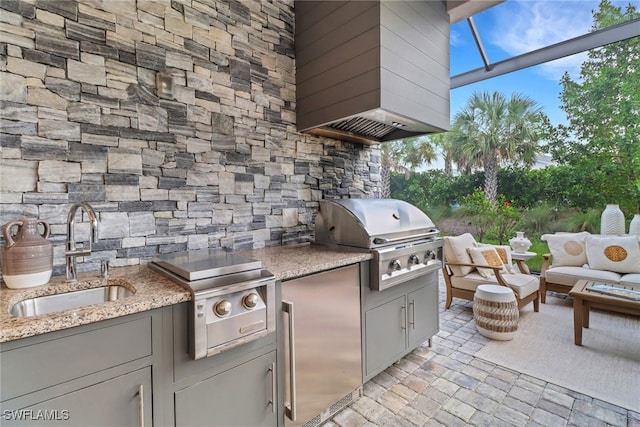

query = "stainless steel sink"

[10,283,135,317]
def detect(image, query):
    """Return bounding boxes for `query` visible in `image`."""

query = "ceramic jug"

[509,231,532,254]
[1,218,53,289]
[600,204,625,235]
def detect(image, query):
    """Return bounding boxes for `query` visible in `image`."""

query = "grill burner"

[314,199,443,291]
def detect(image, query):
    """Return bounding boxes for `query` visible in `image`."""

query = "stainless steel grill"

[314,199,443,291]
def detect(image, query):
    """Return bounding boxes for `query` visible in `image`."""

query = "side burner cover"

[151,249,262,281]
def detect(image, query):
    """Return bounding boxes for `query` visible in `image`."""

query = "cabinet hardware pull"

[269,362,276,414]
[409,299,415,330]
[138,384,144,427]
[401,304,406,331]
[283,301,297,421]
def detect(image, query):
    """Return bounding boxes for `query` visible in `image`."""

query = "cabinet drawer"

[1,367,152,427]
[1,316,152,401]
[175,351,277,427]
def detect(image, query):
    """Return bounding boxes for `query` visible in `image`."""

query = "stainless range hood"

[295,0,451,145]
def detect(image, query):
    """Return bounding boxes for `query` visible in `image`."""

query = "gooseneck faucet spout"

[66,202,99,282]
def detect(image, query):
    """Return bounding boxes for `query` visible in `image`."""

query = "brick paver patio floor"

[324,282,640,427]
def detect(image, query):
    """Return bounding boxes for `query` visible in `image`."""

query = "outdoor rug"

[474,294,640,412]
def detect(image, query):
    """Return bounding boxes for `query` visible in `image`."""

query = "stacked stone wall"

[0,0,381,275]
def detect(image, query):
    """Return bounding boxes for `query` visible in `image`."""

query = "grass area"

[524,239,549,273]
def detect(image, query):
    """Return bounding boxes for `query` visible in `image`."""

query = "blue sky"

[450,0,640,126]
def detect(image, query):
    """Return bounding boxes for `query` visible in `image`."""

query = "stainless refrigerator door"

[282,264,362,427]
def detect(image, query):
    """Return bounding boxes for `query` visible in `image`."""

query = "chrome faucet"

[66,202,99,282]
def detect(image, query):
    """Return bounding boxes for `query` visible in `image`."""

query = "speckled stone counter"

[0,265,191,343]
[239,242,372,281]
[0,243,371,343]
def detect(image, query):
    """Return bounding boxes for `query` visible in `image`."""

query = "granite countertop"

[0,243,372,343]
[238,242,372,281]
[0,264,191,343]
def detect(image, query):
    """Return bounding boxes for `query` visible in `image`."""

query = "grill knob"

[243,293,260,309]
[214,300,232,317]
[425,250,436,260]
[390,259,402,272]
[408,254,420,265]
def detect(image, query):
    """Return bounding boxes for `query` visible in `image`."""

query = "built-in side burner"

[150,249,276,360]
[151,249,261,281]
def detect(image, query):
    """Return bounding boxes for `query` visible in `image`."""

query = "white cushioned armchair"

[442,233,540,311]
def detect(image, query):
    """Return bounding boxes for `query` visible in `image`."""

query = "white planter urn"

[509,231,531,254]
[630,214,640,236]
[600,204,625,235]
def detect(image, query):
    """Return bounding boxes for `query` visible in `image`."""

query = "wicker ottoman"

[473,285,519,340]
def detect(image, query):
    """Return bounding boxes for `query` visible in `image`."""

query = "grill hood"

[315,199,439,249]
[295,0,451,145]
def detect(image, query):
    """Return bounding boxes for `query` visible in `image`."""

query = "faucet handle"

[101,260,110,279]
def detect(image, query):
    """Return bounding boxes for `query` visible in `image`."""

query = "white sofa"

[540,232,640,303]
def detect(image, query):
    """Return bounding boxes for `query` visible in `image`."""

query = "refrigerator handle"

[283,300,297,421]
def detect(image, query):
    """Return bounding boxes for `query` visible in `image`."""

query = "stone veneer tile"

[108,150,143,175]
[6,57,47,80]
[38,160,81,183]
[0,159,37,192]
[0,72,28,102]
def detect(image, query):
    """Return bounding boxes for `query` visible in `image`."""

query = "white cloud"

[450,28,466,47]
[488,0,599,80]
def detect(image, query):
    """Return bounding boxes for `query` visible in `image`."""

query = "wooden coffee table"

[569,280,640,345]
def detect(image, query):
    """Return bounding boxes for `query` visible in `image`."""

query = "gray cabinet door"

[2,367,151,427]
[364,296,406,378]
[407,282,439,348]
[175,351,277,427]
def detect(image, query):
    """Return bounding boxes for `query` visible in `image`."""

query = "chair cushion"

[444,233,477,277]
[585,235,640,273]
[468,246,509,278]
[541,232,590,266]
[500,273,539,299]
[544,266,622,287]
[450,271,538,300]
[475,243,516,273]
[620,274,640,287]
[450,272,495,291]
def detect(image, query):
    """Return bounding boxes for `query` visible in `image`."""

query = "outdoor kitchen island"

[0,243,441,426]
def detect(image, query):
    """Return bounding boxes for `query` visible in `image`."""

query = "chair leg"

[533,292,540,312]
[540,279,547,304]
[445,290,453,308]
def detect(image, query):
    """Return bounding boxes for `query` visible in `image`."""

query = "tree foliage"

[451,91,546,203]
[386,0,638,217]
[544,0,640,215]
[380,136,437,197]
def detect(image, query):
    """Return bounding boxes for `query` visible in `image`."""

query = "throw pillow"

[444,233,477,277]
[468,246,507,278]
[474,243,516,273]
[541,232,590,266]
[585,235,640,273]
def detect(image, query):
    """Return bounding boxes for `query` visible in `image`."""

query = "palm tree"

[452,91,544,202]
[380,136,437,198]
